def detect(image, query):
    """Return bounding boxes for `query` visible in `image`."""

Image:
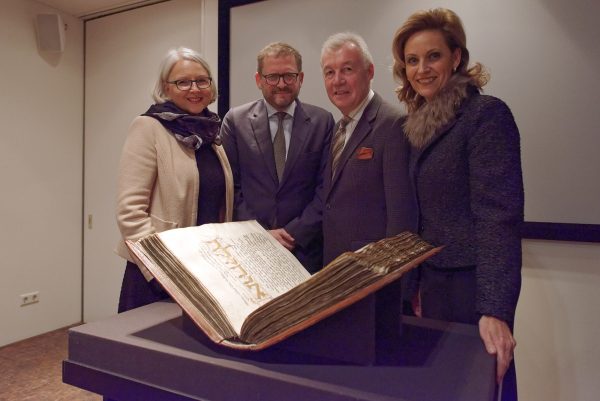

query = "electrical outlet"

[20,291,40,306]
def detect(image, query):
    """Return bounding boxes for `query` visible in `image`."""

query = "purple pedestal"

[182,280,402,365]
[63,301,497,401]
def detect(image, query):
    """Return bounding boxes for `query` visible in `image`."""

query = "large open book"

[126,220,440,350]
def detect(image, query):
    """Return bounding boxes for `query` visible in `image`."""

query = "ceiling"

[37,0,163,19]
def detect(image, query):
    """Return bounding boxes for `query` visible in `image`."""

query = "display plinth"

[182,280,402,365]
[63,301,497,401]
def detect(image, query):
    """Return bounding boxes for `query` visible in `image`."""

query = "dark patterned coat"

[409,91,524,323]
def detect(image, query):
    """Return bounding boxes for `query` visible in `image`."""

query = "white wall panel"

[517,240,600,401]
[0,0,84,346]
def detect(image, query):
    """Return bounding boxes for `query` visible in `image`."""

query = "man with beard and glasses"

[221,42,334,273]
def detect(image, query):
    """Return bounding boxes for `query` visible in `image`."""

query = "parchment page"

[157,220,310,334]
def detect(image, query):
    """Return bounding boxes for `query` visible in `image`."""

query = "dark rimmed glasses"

[262,73,299,86]
[167,77,212,90]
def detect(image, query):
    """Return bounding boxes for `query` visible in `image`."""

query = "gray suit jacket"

[221,99,334,272]
[322,93,416,265]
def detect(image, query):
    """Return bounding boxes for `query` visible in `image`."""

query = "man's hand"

[269,228,295,251]
[479,315,516,384]
[411,291,422,317]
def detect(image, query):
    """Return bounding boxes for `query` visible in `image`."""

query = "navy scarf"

[143,101,221,149]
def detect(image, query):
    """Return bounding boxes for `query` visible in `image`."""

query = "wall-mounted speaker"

[35,13,65,53]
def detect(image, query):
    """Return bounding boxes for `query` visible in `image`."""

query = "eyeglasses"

[262,73,299,86]
[167,78,212,90]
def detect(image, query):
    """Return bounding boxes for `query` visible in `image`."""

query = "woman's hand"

[479,315,516,384]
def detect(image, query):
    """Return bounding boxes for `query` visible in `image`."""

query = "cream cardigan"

[115,116,233,280]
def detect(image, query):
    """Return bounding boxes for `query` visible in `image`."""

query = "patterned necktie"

[331,115,351,177]
[273,112,287,182]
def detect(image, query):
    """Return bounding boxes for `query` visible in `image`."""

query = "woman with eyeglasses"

[114,47,233,313]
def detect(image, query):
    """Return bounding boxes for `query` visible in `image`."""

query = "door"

[83,0,210,321]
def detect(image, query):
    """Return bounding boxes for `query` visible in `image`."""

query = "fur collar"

[404,75,475,149]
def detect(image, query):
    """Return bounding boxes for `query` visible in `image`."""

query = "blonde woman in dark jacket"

[115,47,233,313]
[392,9,523,401]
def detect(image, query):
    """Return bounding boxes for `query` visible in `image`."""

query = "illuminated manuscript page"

[156,220,310,334]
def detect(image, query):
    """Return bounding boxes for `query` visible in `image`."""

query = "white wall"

[0,0,84,346]
[516,240,600,401]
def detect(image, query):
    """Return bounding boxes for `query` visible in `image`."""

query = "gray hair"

[320,32,374,68]
[152,47,217,104]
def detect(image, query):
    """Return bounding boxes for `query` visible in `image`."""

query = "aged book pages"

[141,221,309,335]
[126,220,441,350]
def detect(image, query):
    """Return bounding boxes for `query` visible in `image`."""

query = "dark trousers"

[419,264,518,401]
[118,261,169,313]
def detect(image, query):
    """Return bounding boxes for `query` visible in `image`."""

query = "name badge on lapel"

[356,147,374,160]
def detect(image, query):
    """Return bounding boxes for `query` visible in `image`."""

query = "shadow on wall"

[38,51,63,67]
[541,0,600,70]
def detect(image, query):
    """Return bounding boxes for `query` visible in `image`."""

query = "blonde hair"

[391,8,488,112]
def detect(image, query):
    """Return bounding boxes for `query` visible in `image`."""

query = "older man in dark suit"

[221,42,334,273]
[320,32,416,265]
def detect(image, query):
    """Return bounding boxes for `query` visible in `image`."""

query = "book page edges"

[125,239,226,345]
[216,245,444,351]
